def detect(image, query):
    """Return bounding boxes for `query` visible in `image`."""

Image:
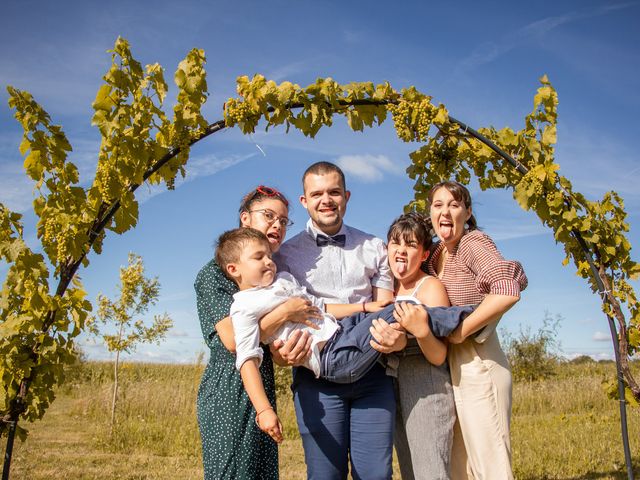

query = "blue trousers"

[320,303,475,383]
[293,364,395,480]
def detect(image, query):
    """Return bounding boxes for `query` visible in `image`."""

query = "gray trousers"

[394,344,456,480]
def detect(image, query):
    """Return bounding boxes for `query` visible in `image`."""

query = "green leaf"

[92,85,114,111]
[23,150,43,179]
[19,137,31,156]
[541,125,557,145]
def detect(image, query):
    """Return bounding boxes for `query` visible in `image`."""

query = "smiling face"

[300,171,350,236]
[429,186,472,249]
[227,238,277,290]
[240,198,289,253]
[388,233,430,284]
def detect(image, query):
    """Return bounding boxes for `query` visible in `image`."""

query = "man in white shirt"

[275,161,405,480]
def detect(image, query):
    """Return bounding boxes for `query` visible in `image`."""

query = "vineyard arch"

[1,38,637,479]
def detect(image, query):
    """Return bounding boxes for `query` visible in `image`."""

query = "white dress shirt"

[274,219,393,304]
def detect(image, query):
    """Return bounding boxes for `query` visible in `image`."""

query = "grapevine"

[222,74,639,403]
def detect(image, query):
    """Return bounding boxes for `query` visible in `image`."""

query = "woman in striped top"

[427,181,527,480]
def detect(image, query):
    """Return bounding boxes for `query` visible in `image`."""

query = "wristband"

[362,301,366,313]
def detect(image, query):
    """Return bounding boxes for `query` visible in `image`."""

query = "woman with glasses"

[195,186,319,480]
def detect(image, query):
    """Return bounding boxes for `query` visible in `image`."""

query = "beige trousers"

[448,330,513,480]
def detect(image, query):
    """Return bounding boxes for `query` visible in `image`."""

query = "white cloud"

[336,154,403,183]
[593,331,610,342]
[484,222,548,242]
[593,352,614,361]
[265,60,310,83]
[137,152,256,203]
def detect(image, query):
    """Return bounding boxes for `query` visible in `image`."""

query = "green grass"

[8,361,640,479]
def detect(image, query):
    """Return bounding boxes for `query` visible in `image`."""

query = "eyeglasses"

[249,209,294,228]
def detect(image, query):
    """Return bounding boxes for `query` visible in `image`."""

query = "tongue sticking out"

[440,224,453,239]
[396,261,407,275]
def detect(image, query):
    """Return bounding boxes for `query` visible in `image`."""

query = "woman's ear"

[465,206,473,222]
[421,250,430,262]
[239,211,251,228]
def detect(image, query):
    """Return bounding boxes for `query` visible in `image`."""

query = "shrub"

[503,312,561,382]
[570,355,595,364]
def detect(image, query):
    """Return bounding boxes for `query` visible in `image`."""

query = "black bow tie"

[316,234,346,247]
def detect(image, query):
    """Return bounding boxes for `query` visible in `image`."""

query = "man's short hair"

[302,161,346,192]
[215,228,270,277]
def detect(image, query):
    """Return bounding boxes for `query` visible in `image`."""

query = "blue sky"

[1,0,639,363]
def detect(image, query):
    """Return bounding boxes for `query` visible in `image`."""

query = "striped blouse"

[427,230,528,306]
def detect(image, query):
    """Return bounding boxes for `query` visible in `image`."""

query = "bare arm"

[373,286,394,302]
[393,302,446,365]
[215,297,321,354]
[214,316,236,352]
[418,277,450,308]
[447,294,519,344]
[368,287,406,353]
[407,276,449,364]
[259,297,322,340]
[239,358,283,443]
[326,299,393,320]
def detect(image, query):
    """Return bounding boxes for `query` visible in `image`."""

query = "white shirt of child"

[230,272,340,377]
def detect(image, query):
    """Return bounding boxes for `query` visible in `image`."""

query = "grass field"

[8,360,640,479]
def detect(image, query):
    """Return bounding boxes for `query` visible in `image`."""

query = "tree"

[1,37,213,478]
[89,253,172,434]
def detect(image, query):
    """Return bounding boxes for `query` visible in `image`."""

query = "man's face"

[300,171,350,236]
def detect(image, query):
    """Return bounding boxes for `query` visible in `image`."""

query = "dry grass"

[7,361,640,479]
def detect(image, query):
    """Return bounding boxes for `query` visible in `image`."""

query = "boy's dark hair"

[302,161,347,192]
[387,212,433,251]
[215,228,270,279]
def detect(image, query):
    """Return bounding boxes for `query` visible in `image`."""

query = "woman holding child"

[427,181,528,479]
[194,186,317,480]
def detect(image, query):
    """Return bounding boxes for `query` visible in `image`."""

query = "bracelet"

[362,301,367,313]
[255,406,274,426]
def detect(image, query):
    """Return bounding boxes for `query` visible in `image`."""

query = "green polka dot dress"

[195,260,278,480]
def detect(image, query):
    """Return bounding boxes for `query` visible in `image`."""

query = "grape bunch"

[223,99,253,127]
[95,163,115,200]
[388,98,435,142]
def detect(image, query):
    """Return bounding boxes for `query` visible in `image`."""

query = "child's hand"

[257,407,283,444]
[365,299,393,313]
[393,302,431,339]
[275,297,322,330]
